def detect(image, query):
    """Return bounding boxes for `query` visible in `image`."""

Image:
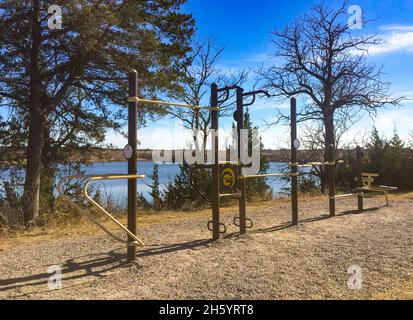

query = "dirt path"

[0,197,412,300]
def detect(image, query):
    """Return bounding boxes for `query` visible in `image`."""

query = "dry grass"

[0,194,411,300]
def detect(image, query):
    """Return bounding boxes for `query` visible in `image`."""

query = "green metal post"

[356,146,364,212]
[236,87,246,234]
[127,70,138,262]
[211,83,220,240]
[239,178,247,234]
[327,144,336,217]
[290,97,298,225]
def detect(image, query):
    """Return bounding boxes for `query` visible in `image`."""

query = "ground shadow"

[248,214,330,235]
[0,238,214,296]
[0,205,387,297]
[246,205,383,236]
[138,239,213,257]
[336,206,382,216]
[0,249,126,294]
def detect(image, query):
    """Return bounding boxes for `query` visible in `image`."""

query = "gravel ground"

[0,197,412,300]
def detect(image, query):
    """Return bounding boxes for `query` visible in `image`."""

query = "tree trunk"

[323,111,335,191]
[319,169,326,194]
[23,111,46,225]
[22,0,44,225]
[40,126,56,212]
[324,111,335,159]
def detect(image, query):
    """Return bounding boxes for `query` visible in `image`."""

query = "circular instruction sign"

[293,138,301,150]
[222,167,236,188]
[123,144,133,160]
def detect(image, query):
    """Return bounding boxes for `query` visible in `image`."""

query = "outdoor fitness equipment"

[58,71,397,263]
[58,70,216,262]
[330,146,398,211]
[57,174,145,247]
[228,92,299,235]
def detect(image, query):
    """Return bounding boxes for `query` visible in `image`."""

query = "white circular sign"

[293,138,301,150]
[123,144,133,160]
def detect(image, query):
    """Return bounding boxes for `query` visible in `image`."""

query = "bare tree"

[259,2,404,158]
[299,108,363,192]
[168,38,248,152]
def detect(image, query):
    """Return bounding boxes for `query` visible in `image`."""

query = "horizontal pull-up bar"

[127,97,217,111]
[239,173,298,180]
[289,160,344,167]
[87,174,146,181]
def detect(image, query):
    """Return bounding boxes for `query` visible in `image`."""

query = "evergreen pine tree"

[148,164,163,210]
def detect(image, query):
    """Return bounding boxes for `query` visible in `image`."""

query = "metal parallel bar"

[378,185,398,190]
[290,160,344,167]
[331,193,359,199]
[127,97,215,110]
[290,97,298,225]
[128,70,138,262]
[219,192,242,199]
[89,174,145,181]
[357,187,389,192]
[210,83,221,240]
[239,173,298,180]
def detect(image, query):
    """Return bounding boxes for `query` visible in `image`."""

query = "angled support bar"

[58,174,146,247]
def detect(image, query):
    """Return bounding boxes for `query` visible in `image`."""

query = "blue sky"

[2,1,410,150]
[117,0,412,150]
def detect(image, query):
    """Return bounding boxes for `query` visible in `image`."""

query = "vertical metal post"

[211,83,220,240]
[356,146,364,212]
[290,97,298,225]
[327,144,336,217]
[127,70,138,262]
[236,87,246,234]
[239,178,247,234]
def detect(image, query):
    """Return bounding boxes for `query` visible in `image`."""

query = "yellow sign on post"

[221,167,237,193]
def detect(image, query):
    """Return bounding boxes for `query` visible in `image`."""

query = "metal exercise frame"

[58,71,397,263]
[231,95,300,234]
[59,71,216,262]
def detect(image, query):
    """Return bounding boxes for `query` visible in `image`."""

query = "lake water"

[80,161,290,203]
[1,162,291,204]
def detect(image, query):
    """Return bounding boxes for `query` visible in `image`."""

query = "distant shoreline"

[1,147,352,163]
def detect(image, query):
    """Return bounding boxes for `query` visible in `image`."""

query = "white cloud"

[379,25,413,32]
[368,25,413,55]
